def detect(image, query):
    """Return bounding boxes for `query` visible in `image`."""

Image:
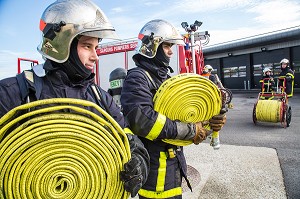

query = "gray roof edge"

[203,26,300,55]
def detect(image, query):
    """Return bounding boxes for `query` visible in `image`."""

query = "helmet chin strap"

[62,38,92,83]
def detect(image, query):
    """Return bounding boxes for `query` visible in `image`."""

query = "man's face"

[77,36,99,71]
[161,42,173,58]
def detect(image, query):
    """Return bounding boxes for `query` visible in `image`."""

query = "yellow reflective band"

[156,152,167,191]
[286,73,294,79]
[145,113,166,140]
[139,187,182,198]
[290,80,294,96]
[124,127,134,135]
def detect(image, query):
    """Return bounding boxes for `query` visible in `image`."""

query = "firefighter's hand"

[120,154,143,197]
[193,121,211,145]
[209,110,227,132]
[286,76,292,81]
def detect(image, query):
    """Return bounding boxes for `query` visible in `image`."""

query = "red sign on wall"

[97,42,138,55]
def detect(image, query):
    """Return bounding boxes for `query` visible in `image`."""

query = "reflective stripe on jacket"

[121,65,188,198]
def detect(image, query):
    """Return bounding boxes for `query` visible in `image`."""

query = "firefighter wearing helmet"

[121,19,226,198]
[279,58,295,97]
[259,67,275,99]
[202,65,217,85]
[0,0,150,197]
[108,67,127,107]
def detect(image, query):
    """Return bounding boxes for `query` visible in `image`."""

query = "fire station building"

[97,26,299,91]
[203,26,300,90]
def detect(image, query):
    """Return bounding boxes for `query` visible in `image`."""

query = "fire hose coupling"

[153,73,223,147]
[0,98,131,198]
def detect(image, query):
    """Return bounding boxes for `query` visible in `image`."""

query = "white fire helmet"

[280,58,289,65]
[135,19,185,58]
[37,0,119,63]
[204,65,214,72]
[263,67,272,74]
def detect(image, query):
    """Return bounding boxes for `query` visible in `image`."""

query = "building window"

[273,62,281,76]
[253,64,263,76]
[211,68,218,74]
[239,66,246,77]
[223,66,247,78]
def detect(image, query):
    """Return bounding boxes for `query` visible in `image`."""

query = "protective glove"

[209,109,227,132]
[120,154,143,197]
[176,121,211,145]
[193,121,211,145]
[285,76,292,81]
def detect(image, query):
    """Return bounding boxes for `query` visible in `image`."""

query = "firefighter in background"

[278,58,295,97]
[108,68,127,107]
[259,67,275,99]
[121,19,226,199]
[201,65,217,85]
[0,0,149,197]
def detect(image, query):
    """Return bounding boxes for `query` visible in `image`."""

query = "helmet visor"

[80,29,120,40]
[164,38,185,45]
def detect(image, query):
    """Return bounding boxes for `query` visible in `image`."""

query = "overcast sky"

[1,0,300,80]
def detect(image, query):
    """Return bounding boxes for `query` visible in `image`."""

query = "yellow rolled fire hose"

[153,73,222,146]
[0,98,130,199]
[255,100,282,122]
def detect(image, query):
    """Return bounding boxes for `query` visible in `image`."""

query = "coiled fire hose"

[153,73,222,148]
[0,98,130,199]
[255,100,282,123]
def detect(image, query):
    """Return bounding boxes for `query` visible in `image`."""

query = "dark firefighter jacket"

[259,75,275,99]
[0,61,150,186]
[279,67,295,97]
[121,57,189,199]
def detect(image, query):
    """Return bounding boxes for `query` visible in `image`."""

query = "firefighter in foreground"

[121,19,226,199]
[278,58,295,97]
[0,0,149,197]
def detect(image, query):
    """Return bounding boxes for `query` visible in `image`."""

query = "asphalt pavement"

[183,90,300,199]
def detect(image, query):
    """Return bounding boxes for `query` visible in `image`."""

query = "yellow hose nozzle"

[210,131,220,150]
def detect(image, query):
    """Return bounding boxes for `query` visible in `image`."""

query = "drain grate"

[182,165,201,193]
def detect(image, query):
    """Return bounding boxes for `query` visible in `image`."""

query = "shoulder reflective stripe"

[145,113,166,140]
[286,73,295,78]
[124,127,134,135]
[156,152,167,191]
[139,187,182,198]
[24,71,34,83]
